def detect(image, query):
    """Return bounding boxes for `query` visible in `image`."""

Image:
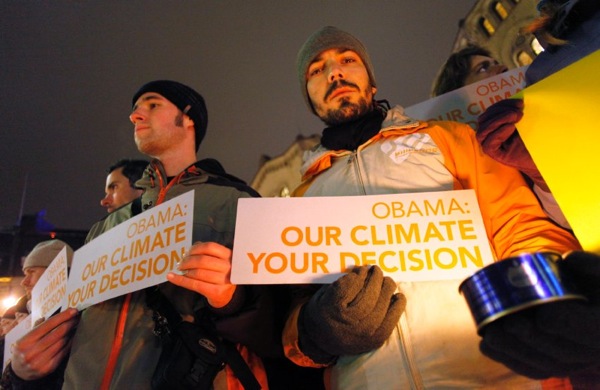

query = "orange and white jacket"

[284,106,581,389]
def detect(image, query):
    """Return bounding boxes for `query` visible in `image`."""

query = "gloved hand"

[480,251,600,380]
[298,265,406,364]
[476,98,550,192]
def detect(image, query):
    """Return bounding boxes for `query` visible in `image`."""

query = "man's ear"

[183,115,195,131]
[371,86,377,95]
[183,114,194,129]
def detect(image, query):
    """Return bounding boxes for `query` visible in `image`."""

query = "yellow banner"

[517,50,600,252]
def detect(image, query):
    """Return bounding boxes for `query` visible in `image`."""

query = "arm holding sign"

[284,266,406,366]
[475,98,549,192]
[475,0,600,232]
[167,241,289,359]
[167,241,237,309]
[5,309,79,388]
[300,266,406,363]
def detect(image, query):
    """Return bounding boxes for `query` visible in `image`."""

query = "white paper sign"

[405,66,527,129]
[231,190,494,284]
[3,314,32,370]
[66,191,194,310]
[30,246,69,324]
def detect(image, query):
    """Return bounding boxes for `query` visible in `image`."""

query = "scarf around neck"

[320,105,386,151]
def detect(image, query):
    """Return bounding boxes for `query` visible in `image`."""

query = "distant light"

[530,37,544,55]
[517,51,534,66]
[2,296,19,311]
[50,231,57,238]
[479,17,496,36]
[493,2,508,20]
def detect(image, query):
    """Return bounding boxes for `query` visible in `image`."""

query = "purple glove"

[480,251,600,382]
[476,99,549,192]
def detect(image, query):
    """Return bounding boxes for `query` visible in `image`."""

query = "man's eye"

[342,57,356,64]
[476,61,492,73]
[309,67,323,77]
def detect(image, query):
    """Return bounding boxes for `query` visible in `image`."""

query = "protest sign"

[30,246,69,324]
[66,191,194,310]
[405,66,527,129]
[231,190,494,284]
[3,314,32,370]
[516,50,600,252]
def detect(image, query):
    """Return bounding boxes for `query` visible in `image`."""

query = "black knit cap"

[132,80,208,151]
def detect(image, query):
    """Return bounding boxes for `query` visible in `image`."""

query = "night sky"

[1,1,477,231]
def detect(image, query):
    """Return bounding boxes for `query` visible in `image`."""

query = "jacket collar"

[300,105,424,180]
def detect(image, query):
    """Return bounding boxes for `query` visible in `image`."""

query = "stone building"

[452,0,542,67]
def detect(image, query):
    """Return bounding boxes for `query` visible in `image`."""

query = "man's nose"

[129,110,144,124]
[327,62,344,82]
[494,63,509,75]
[100,194,112,208]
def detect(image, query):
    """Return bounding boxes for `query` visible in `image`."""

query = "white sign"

[66,191,195,310]
[30,246,69,324]
[405,66,527,129]
[3,314,32,370]
[231,190,495,284]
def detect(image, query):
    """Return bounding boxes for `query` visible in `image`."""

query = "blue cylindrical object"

[459,252,585,334]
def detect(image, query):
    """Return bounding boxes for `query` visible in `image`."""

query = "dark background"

[1,1,476,231]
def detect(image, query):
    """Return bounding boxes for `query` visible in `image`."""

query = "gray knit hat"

[132,80,208,151]
[296,26,377,112]
[22,240,74,270]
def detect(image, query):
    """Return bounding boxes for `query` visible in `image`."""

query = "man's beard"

[321,97,371,126]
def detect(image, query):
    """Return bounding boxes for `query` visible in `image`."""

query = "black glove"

[476,98,550,192]
[480,251,600,380]
[298,266,406,364]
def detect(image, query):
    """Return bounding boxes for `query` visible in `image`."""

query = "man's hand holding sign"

[299,266,406,364]
[6,192,195,383]
[167,241,237,309]
[11,308,79,381]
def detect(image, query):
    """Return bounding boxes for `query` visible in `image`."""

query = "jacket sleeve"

[281,284,331,368]
[211,284,290,359]
[282,302,331,368]
[431,121,581,259]
[3,361,65,390]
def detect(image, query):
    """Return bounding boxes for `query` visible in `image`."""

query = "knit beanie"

[131,80,208,151]
[296,26,377,112]
[22,239,73,270]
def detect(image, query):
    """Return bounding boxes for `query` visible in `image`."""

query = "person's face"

[21,266,47,297]
[462,55,508,86]
[306,48,377,125]
[100,167,143,213]
[129,93,192,158]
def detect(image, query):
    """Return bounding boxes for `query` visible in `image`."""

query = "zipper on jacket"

[398,313,424,389]
[348,151,368,195]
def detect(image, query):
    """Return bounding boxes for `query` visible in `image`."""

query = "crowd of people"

[1,0,599,388]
